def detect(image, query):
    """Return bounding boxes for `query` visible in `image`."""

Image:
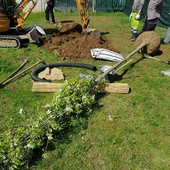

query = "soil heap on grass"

[42,23,119,60]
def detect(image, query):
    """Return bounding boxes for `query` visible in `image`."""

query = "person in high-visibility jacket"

[129,0,145,41]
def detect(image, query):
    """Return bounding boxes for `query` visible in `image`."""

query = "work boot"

[45,20,50,23]
[131,32,138,42]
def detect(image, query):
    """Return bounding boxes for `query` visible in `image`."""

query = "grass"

[0,11,170,169]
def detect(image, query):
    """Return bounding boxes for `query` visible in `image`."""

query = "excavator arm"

[14,0,38,30]
[75,0,90,30]
[75,0,99,35]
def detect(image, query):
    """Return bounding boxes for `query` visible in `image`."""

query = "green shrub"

[0,77,103,169]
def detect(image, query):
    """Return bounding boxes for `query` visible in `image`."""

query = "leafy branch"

[0,77,104,169]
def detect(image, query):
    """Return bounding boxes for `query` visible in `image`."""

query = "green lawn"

[0,12,170,169]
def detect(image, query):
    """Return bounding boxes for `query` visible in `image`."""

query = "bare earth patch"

[42,23,119,60]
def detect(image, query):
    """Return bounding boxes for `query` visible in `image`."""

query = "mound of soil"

[135,31,161,55]
[42,23,119,60]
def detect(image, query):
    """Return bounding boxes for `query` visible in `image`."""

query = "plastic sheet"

[91,48,124,62]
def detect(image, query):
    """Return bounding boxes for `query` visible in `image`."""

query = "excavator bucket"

[56,22,100,38]
[21,25,46,43]
[84,27,101,37]
[54,0,100,37]
[75,0,100,36]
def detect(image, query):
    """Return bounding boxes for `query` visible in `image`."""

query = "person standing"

[45,0,55,24]
[163,13,170,44]
[130,0,145,41]
[141,0,163,32]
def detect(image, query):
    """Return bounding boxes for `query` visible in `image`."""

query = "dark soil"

[42,23,119,60]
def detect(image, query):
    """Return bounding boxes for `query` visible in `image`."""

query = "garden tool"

[0,58,45,88]
[0,58,28,85]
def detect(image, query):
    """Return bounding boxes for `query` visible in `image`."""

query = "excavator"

[0,0,46,48]
[0,0,92,48]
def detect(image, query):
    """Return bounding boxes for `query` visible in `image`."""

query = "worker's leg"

[141,18,157,32]
[45,5,50,22]
[49,6,55,23]
[145,19,157,31]
[131,12,139,41]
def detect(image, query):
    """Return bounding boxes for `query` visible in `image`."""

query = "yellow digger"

[0,0,46,48]
[75,0,90,31]
[0,0,95,48]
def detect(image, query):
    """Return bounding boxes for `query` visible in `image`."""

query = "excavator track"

[0,35,21,48]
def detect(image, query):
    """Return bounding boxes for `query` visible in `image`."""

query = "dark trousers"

[141,18,157,32]
[45,5,55,23]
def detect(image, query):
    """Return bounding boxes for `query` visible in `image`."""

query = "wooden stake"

[32,82,129,94]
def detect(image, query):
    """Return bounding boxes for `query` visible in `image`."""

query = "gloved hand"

[135,14,140,20]
[129,13,132,18]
